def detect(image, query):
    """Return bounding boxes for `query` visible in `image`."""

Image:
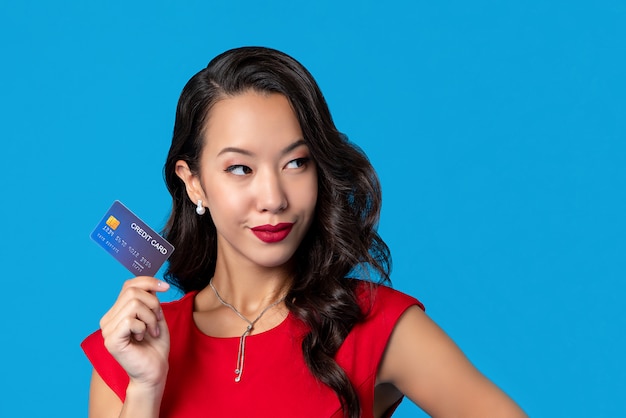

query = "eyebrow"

[217,139,307,157]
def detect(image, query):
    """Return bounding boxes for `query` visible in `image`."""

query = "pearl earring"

[196,199,206,215]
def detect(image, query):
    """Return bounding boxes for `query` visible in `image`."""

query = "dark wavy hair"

[163,46,391,418]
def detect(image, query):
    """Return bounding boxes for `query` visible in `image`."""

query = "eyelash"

[225,165,252,176]
[285,157,310,169]
[225,158,310,176]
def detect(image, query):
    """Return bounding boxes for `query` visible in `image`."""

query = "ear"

[175,160,206,204]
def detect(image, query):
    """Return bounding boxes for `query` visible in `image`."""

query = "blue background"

[1,1,624,416]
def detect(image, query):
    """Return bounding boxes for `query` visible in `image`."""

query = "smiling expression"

[177,91,318,270]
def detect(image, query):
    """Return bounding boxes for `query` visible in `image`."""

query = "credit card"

[90,201,174,277]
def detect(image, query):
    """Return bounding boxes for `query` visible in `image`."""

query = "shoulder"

[160,290,197,321]
[337,280,424,362]
[344,280,424,358]
[344,280,424,347]
[333,281,424,411]
[376,296,527,416]
[354,280,425,319]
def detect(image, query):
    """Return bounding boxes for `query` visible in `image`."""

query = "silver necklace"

[209,279,286,382]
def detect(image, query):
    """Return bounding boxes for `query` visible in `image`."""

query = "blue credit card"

[90,201,174,277]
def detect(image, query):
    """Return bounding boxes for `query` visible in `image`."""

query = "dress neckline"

[187,290,295,341]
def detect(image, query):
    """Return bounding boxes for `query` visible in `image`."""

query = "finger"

[116,277,169,320]
[157,313,169,341]
[102,282,166,329]
[104,298,162,340]
[128,317,149,342]
[122,276,170,294]
[105,316,149,351]
[147,312,171,348]
[129,299,163,338]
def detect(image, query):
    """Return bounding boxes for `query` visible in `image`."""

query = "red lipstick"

[250,223,294,243]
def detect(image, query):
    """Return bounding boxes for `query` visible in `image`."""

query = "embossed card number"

[90,201,174,277]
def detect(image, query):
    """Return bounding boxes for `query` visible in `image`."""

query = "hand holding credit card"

[90,201,175,276]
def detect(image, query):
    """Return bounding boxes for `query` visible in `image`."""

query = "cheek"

[299,177,318,214]
[205,182,246,215]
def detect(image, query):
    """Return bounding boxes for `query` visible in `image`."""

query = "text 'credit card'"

[90,201,174,277]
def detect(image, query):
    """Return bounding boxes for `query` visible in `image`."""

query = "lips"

[250,223,294,243]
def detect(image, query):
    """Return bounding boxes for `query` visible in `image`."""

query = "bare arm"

[88,370,122,418]
[377,306,527,417]
[88,277,171,418]
[89,370,166,418]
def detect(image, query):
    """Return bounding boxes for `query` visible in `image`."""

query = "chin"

[251,251,297,270]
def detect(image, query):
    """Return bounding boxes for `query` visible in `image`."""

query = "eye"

[285,157,309,169]
[225,165,252,176]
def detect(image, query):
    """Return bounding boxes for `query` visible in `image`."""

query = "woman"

[82,46,526,417]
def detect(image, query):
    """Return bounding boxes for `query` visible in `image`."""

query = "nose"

[255,169,288,213]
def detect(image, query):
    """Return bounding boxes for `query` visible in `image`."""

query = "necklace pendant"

[208,279,286,385]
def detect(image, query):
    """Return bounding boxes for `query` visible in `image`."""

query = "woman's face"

[178,91,318,270]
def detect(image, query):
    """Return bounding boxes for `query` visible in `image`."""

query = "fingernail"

[158,309,163,321]
[154,326,160,337]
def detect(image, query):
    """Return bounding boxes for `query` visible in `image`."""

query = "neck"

[208,256,293,317]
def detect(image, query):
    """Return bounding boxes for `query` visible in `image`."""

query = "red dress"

[82,282,424,417]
